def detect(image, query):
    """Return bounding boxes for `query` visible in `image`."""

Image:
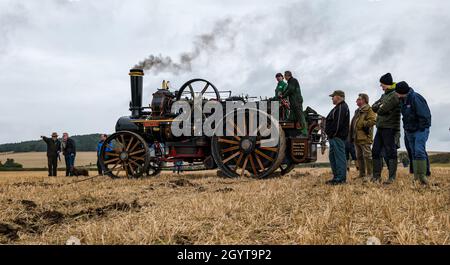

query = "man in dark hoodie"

[41,132,61,176]
[395,81,432,185]
[62,132,76,176]
[371,73,401,184]
[325,90,350,185]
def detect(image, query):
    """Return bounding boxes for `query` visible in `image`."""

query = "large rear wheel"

[211,110,286,179]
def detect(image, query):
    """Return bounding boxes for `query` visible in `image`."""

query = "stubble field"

[0,167,448,245]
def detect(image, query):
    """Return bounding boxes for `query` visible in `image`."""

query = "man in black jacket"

[325,90,350,185]
[62,132,76,176]
[41,132,61,176]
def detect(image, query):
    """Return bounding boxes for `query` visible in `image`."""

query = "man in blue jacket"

[96,134,111,175]
[395,81,432,185]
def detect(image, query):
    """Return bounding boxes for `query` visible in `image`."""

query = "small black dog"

[72,167,89,177]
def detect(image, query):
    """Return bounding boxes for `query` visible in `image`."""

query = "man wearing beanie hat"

[41,132,61,177]
[379,73,393,87]
[395,81,432,185]
[371,73,401,184]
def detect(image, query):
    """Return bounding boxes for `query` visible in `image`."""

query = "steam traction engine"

[99,69,327,179]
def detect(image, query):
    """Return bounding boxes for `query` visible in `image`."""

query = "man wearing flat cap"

[371,73,401,184]
[325,90,350,185]
[396,81,432,185]
[41,132,61,177]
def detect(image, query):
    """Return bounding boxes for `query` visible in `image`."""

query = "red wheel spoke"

[129,149,145,156]
[104,157,120,164]
[127,163,135,175]
[218,138,239,145]
[223,151,241,164]
[240,155,249,177]
[129,159,142,168]
[129,140,140,152]
[108,160,122,172]
[254,153,265,170]
[235,152,244,171]
[119,135,126,150]
[222,146,240,153]
[126,137,134,151]
[255,149,274,162]
[249,155,258,175]
[259,146,279,152]
[123,163,129,178]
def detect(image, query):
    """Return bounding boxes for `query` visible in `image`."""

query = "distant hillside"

[429,153,450,164]
[0,134,102,152]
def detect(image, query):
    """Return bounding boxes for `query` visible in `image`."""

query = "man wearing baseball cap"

[395,81,432,185]
[41,132,61,177]
[371,73,401,184]
[325,90,350,185]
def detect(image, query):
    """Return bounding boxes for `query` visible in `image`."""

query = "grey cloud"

[0,0,449,152]
[0,2,28,54]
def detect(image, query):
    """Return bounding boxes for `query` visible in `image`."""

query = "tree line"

[0,134,102,153]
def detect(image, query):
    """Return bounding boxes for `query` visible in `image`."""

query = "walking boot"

[414,160,429,185]
[371,159,382,182]
[383,159,397,184]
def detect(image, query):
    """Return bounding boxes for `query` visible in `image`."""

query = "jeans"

[405,128,429,161]
[329,138,347,182]
[65,153,76,176]
[97,158,105,175]
[405,134,431,176]
[372,128,397,160]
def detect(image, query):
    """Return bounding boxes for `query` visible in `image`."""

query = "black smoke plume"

[134,18,235,74]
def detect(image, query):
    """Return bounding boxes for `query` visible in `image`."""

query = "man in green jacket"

[371,73,401,184]
[282,71,307,136]
[273,73,289,120]
[274,73,287,98]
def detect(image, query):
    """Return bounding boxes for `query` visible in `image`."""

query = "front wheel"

[99,131,150,179]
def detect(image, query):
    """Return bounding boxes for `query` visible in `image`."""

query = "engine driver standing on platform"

[273,73,289,120]
[281,71,307,136]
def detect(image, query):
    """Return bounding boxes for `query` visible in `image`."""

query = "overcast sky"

[0,0,449,151]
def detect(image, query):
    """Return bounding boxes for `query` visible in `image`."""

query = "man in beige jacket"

[349,93,377,180]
